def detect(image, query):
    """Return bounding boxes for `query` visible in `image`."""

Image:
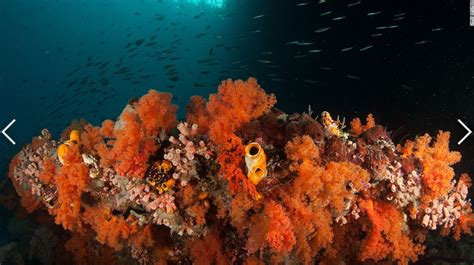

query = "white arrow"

[2,119,16,145]
[457,119,472,145]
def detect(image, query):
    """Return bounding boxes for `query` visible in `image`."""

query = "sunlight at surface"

[175,0,225,8]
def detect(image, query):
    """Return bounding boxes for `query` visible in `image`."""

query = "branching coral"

[6,79,472,265]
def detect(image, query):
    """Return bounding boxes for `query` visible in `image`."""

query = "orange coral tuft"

[350,113,376,135]
[264,200,296,254]
[186,95,210,134]
[359,199,425,265]
[38,158,56,184]
[405,131,461,201]
[54,144,90,231]
[136,89,177,135]
[205,78,276,195]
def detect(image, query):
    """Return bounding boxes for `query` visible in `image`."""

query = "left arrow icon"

[2,119,16,145]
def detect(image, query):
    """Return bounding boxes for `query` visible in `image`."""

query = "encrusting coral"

[6,78,473,264]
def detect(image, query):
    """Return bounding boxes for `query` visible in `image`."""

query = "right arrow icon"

[457,119,472,145]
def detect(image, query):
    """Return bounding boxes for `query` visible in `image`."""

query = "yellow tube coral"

[58,130,81,165]
[245,142,267,185]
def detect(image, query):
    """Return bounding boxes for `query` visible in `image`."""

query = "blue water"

[0,0,266,175]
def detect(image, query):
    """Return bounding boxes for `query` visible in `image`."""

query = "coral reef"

[5,78,473,264]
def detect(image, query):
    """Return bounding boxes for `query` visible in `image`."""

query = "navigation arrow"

[457,119,472,145]
[2,119,16,145]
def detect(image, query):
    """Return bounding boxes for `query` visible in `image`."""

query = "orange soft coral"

[204,78,276,194]
[38,158,56,184]
[350,113,376,135]
[136,89,177,135]
[322,162,370,214]
[402,131,461,201]
[54,144,90,231]
[284,135,320,164]
[264,200,296,254]
[111,110,152,177]
[108,90,177,178]
[230,192,257,237]
[359,199,425,265]
[282,136,372,263]
[83,206,137,251]
[186,95,210,134]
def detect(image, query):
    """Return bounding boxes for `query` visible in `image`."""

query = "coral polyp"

[5,78,473,264]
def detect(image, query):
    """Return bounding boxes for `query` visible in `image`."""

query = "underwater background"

[1,0,473,261]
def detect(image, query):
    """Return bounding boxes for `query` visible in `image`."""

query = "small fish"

[296,41,313,46]
[253,14,265,19]
[346,75,360,80]
[135,39,144,46]
[195,33,207,38]
[332,16,345,21]
[320,11,332,16]
[359,45,373,51]
[297,2,310,6]
[367,11,381,16]
[394,12,405,17]
[209,48,214,55]
[308,49,322,53]
[261,51,272,55]
[315,27,331,33]
[393,17,405,21]
[294,54,307,58]
[415,40,428,45]
[193,12,205,19]
[341,47,353,52]
[347,1,360,6]
[257,59,272,64]
[371,33,383,37]
[432,27,443,31]
[388,25,400,29]
[320,66,332,70]
[376,26,388,30]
